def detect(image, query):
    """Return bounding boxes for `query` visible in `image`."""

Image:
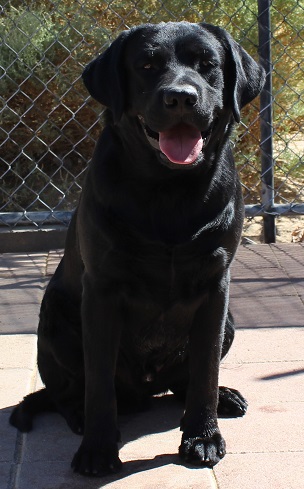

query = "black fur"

[10,22,265,476]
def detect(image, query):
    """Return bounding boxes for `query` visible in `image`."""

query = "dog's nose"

[163,86,198,110]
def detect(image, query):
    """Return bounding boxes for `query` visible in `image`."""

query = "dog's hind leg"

[35,279,85,434]
[218,309,248,417]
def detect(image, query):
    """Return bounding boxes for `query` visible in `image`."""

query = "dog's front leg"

[72,274,122,476]
[179,278,229,468]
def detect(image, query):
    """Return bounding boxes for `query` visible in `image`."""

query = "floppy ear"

[201,23,266,122]
[82,30,130,123]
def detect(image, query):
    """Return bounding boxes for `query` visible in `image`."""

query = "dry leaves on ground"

[291,226,304,242]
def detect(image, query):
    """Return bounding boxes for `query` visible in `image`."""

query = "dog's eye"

[201,59,217,69]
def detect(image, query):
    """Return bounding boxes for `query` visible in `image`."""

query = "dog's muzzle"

[138,115,213,165]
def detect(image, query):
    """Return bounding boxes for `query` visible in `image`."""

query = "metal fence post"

[258,0,276,243]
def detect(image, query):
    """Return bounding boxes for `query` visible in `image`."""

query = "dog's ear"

[82,30,130,123]
[201,23,266,123]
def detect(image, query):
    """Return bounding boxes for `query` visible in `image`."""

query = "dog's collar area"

[138,115,213,163]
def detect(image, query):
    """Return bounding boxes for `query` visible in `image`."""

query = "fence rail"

[0,0,303,248]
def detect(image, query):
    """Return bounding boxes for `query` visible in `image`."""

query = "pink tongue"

[159,123,203,164]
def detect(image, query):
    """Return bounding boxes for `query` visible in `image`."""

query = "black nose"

[163,86,198,110]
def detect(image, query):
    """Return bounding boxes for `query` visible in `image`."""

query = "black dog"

[10,22,265,476]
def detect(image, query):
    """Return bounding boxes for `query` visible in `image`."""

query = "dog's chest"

[113,242,228,373]
[121,245,226,345]
[123,296,198,365]
[122,242,227,304]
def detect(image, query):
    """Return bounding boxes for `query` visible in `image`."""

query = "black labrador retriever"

[10,22,265,476]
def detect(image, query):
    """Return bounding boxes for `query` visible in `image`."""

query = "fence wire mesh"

[0,0,303,242]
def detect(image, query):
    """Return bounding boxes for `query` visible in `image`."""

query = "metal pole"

[258,0,276,243]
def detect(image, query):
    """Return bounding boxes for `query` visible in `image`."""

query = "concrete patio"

[0,244,303,488]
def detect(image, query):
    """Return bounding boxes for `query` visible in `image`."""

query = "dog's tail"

[9,388,55,432]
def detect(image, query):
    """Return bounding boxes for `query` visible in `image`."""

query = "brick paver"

[0,244,303,488]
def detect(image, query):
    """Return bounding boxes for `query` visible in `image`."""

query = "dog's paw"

[218,386,248,417]
[179,432,226,468]
[71,441,122,476]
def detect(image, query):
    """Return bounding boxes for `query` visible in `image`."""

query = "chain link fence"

[0,0,303,248]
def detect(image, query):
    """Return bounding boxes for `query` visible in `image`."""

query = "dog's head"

[83,22,265,169]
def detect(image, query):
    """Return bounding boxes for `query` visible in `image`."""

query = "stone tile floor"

[0,244,303,488]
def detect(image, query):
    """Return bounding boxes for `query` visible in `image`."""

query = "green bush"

[0,6,54,84]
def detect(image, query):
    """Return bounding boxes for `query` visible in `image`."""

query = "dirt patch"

[243,215,304,243]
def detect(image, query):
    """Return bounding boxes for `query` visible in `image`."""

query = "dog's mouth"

[138,116,213,165]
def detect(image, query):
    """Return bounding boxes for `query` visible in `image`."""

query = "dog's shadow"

[10,394,192,488]
[119,392,182,443]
